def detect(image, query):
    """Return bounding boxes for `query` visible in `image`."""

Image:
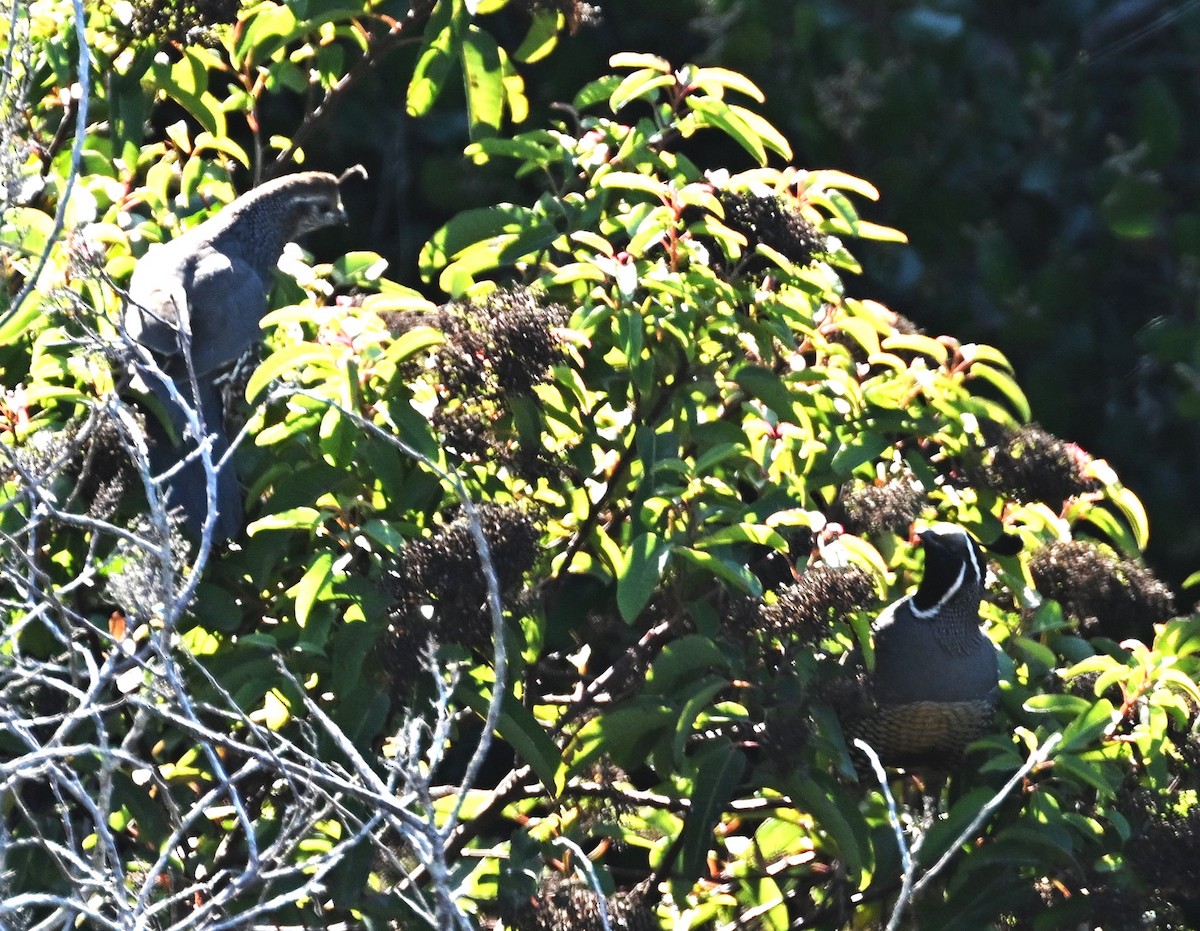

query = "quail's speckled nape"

[124,172,349,541]
[841,524,1000,773]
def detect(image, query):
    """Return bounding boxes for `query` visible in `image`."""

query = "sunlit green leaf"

[461,26,505,138]
[294,551,334,629]
[407,0,460,117]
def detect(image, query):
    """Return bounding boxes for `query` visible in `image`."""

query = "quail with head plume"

[124,170,351,541]
[842,523,1000,771]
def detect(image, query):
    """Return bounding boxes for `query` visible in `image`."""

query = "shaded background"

[295,0,1200,586]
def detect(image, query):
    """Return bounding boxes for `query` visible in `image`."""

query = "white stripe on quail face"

[965,535,985,584]
[910,562,967,620]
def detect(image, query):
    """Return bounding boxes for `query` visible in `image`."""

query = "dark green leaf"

[460,686,562,795]
[675,744,746,889]
[618,531,671,622]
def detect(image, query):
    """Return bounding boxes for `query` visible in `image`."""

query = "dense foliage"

[2,2,1200,929]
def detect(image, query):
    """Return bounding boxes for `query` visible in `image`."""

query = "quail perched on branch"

[842,524,1003,771]
[124,170,353,540]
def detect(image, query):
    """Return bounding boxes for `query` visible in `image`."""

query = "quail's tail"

[142,371,243,542]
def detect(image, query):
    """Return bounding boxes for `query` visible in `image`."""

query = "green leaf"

[671,676,730,765]
[465,134,560,170]
[830,431,891,478]
[245,343,340,403]
[676,547,764,597]
[685,96,767,165]
[1077,505,1142,558]
[407,0,459,117]
[330,251,389,286]
[784,771,871,886]
[514,9,560,63]
[1101,175,1165,240]
[807,169,880,201]
[968,361,1032,421]
[247,506,325,534]
[1059,698,1119,753]
[562,698,675,778]
[610,68,675,111]
[383,326,445,367]
[461,25,505,138]
[645,635,730,696]
[735,365,797,421]
[294,551,335,629]
[691,66,764,102]
[438,221,560,293]
[234,3,301,67]
[1155,617,1200,658]
[853,220,908,243]
[420,204,544,277]
[597,171,668,197]
[675,744,746,890]
[727,104,791,160]
[1108,484,1150,551]
[149,51,225,138]
[460,686,562,796]
[1053,752,1121,796]
[695,523,788,552]
[1023,693,1092,717]
[618,532,671,622]
[574,74,624,110]
[609,52,671,72]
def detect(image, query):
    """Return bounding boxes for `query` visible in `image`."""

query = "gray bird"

[125,171,350,540]
[843,524,1000,771]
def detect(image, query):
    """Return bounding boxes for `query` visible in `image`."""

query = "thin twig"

[882,732,1064,931]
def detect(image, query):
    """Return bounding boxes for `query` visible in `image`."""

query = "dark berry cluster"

[564,759,637,837]
[969,422,1099,506]
[384,288,569,479]
[758,564,875,646]
[1030,539,1175,640]
[717,191,828,268]
[831,479,924,537]
[501,874,656,931]
[1126,793,1200,901]
[74,415,138,519]
[384,505,539,686]
[759,706,812,772]
[17,414,137,520]
[129,0,240,44]
[405,287,569,399]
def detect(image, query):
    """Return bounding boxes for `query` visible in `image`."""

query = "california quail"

[124,171,349,540]
[842,524,1000,771]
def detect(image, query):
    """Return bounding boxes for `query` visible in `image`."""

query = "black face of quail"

[289,185,348,236]
[910,525,987,616]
